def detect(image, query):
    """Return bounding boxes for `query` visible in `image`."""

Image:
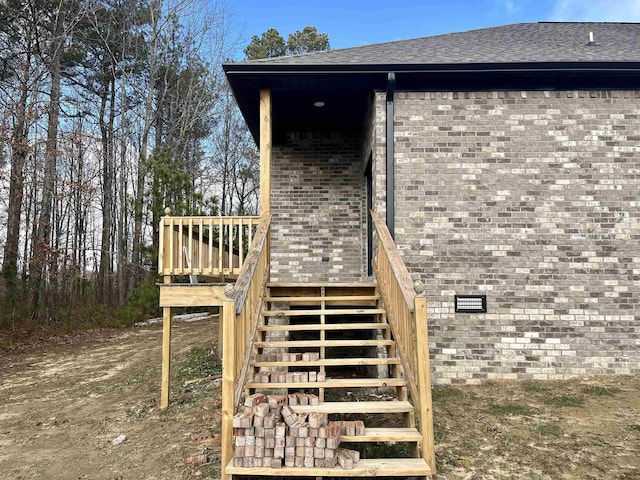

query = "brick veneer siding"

[373,90,640,384]
[270,133,367,282]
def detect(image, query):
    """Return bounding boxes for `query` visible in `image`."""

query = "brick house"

[159,22,639,477]
[224,22,640,385]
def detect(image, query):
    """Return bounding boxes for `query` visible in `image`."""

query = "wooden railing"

[370,209,435,472]
[158,215,260,277]
[221,214,271,480]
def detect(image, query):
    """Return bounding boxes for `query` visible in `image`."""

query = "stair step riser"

[247,379,407,389]
[255,340,393,348]
[266,296,380,303]
[252,358,400,368]
[225,458,432,476]
[264,309,385,317]
[267,283,377,288]
[259,323,388,332]
[289,401,414,415]
[341,428,422,443]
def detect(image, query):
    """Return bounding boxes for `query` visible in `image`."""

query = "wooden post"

[259,89,271,217]
[158,217,164,275]
[221,299,236,480]
[414,296,435,473]
[160,218,173,276]
[160,306,171,410]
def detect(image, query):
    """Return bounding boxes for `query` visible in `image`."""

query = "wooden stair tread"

[246,378,407,389]
[341,427,422,442]
[259,322,388,332]
[266,295,379,302]
[253,357,400,367]
[290,400,414,414]
[264,308,385,317]
[267,282,377,288]
[254,339,394,348]
[225,458,431,476]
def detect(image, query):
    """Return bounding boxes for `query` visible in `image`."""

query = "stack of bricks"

[254,351,325,383]
[255,352,321,362]
[232,393,364,469]
[253,370,326,383]
[331,420,366,437]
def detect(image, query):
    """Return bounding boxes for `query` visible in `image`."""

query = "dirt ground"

[1,318,639,480]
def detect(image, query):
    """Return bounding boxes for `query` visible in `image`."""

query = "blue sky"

[229,0,640,57]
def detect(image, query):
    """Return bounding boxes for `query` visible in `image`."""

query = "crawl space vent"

[455,295,487,313]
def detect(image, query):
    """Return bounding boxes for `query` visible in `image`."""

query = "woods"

[0,0,261,337]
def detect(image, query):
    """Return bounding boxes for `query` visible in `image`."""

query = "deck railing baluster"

[157,215,260,279]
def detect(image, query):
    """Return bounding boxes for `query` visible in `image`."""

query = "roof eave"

[224,60,640,144]
[223,61,640,75]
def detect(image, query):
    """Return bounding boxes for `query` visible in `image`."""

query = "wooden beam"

[221,299,236,480]
[160,307,171,410]
[159,284,226,307]
[259,89,271,216]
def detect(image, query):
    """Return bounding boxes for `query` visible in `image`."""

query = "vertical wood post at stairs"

[221,298,236,480]
[414,296,435,472]
[160,306,171,410]
[260,89,271,217]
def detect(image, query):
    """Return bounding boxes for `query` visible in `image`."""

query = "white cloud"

[503,0,518,14]
[497,0,523,15]
[550,0,640,22]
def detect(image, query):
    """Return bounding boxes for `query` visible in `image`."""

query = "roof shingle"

[238,22,640,66]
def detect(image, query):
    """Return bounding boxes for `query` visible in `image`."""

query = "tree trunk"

[3,57,31,280]
[31,14,63,315]
[97,77,115,306]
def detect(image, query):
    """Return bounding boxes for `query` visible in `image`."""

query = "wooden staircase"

[224,282,433,478]
[219,212,435,479]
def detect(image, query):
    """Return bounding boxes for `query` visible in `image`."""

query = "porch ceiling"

[225,71,386,144]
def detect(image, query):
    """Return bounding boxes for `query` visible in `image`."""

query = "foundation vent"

[455,295,487,313]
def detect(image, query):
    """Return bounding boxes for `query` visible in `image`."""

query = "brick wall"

[375,90,640,383]
[270,132,367,282]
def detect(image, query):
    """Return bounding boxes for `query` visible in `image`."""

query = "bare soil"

[1,318,639,480]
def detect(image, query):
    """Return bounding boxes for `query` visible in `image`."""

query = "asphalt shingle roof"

[239,22,640,67]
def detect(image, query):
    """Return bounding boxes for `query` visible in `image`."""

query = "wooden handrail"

[221,214,271,480]
[370,210,415,310]
[370,209,435,472]
[158,215,260,277]
[370,209,419,403]
[231,214,271,314]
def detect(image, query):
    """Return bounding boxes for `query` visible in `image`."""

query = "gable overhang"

[223,61,640,144]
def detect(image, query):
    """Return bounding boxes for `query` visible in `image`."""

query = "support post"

[385,72,396,238]
[160,306,171,410]
[221,299,236,480]
[414,296,435,472]
[259,89,272,217]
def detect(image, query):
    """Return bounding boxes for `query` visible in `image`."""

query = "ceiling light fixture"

[314,101,325,107]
